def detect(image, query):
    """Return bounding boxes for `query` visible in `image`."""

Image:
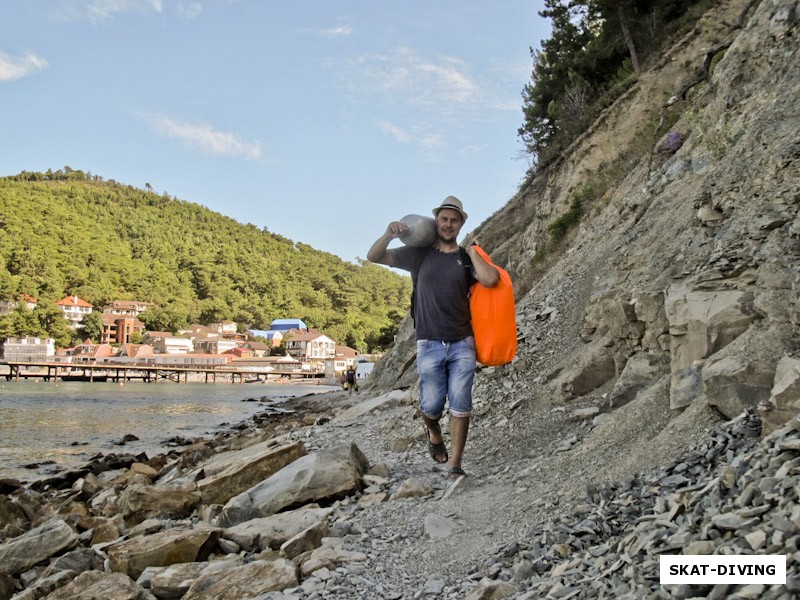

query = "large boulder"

[107,526,221,580]
[760,356,800,435]
[222,504,333,551]
[632,290,670,352]
[195,440,305,506]
[0,519,79,576]
[554,342,617,399]
[40,570,155,600]
[607,351,670,407]
[332,390,411,423]
[702,356,775,419]
[665,285,758,408]
[118,485,201,526]
[216,444,369,527]
[0,495,30,535]
[147,561,212,600]
[181,559,298,600]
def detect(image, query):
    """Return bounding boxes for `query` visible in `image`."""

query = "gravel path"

[266,372,727,599]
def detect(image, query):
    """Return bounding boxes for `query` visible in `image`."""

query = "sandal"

[448,466,467,479]
[427,436,448,464]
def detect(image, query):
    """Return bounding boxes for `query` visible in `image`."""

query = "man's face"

[435,208,464,243]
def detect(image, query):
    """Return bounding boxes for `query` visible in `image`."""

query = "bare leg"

[420,412,447,463]
[448,415,470,476]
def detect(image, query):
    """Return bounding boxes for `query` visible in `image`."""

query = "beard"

[437,227,459,243]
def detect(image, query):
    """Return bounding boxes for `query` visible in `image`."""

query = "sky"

[1,0,550,264]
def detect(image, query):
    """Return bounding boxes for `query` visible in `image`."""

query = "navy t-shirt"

[391,246,476,341]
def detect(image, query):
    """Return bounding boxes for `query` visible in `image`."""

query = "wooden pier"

[0,361,325,384]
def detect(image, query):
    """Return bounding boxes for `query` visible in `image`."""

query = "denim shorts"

[416,336,476,418]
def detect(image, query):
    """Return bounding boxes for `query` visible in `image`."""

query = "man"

[367,196,499,479]
[345,365,357,394]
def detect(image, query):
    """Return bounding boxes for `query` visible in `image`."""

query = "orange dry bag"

[469,245,517,366]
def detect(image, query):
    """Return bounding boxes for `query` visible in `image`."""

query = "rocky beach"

[1,381,799,599]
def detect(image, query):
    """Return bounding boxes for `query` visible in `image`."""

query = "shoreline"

[0,363,342,387]
[0,382,342,486]
[22,386,347,491]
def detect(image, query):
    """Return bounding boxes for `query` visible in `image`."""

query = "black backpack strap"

[459,246,472,274]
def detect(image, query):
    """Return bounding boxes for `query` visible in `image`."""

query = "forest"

[0,169,410,351]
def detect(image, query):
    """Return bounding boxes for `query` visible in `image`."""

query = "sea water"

[0,380,337,482]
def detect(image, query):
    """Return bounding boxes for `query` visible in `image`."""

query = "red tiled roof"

[57,295,93,308]
[117,344,155,357]
[335,345,359,358]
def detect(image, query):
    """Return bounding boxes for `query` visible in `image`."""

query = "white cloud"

[0,52,49,82]
[86,0,163,23]
[320,25,353,38]
[346,47,519,160]
[143,113,262,160]
[377,121,446,161]
[377,121,411,144]
[348,47,480,113]
[459,143,488,156]
[178,1,203,20]
[303,24,353,39]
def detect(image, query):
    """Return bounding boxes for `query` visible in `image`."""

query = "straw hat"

[432,195,468,221]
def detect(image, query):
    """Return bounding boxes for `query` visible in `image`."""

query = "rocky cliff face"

[368,0,799,437]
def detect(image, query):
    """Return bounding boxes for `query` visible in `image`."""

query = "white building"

[56,295,93,329]
[356,361,375,380]
[2,337,55,362]
[284,331,336,361]
[142,331,194,355]
[0,295,38,317]
[209,320,238,335]
[194,338,238,354]
[102,300,154,317]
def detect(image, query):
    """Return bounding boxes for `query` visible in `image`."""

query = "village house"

[284,330,336,362]
[241,340,271,357]
[325,344,359,374]
[101,300,154,317]
[232,354,303,375]
[224,346,254,359]
[142,331,193,355]
[101,314,145,345]
[208,320,237,335]
[194,337,238,355]
[209,320,248,342]
[248,329,284,347]
[1,337,55,361]
[0,295,38,317]
[110,344,156,364]
[181,324,220,341]
[72,340,115,363]
[56,295,93,329]
[155,353,232,367]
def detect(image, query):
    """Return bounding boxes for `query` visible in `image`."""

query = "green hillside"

[0,168,410,351]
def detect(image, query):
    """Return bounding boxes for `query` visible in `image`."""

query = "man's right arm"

[367,221,408,266]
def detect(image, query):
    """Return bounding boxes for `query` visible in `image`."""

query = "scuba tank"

[398,214,437,247]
